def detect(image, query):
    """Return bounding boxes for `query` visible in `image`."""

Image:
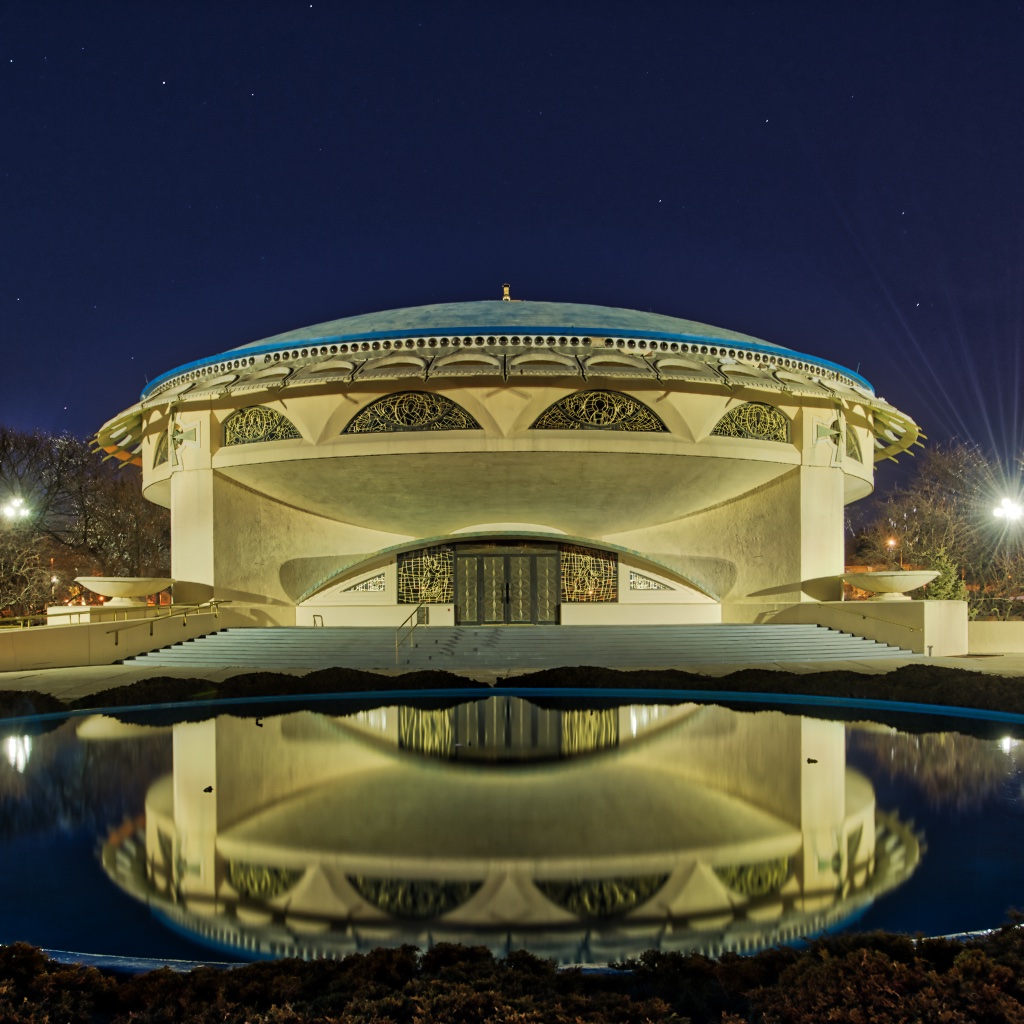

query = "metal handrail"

[838,613,922,633]
[0,615,48,629]
[395,602,427,664]
[105,600,228,646]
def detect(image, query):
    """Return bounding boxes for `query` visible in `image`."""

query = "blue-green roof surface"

[226,300,788,352]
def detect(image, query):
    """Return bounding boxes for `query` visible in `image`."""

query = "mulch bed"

[7,926,1024,1023]
[1,661,1022,726]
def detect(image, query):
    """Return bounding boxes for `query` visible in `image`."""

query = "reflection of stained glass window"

[713,858,791,897]
[344,573,386,592]
[711,402,790,442]
[561,708,619,754]
[398,707,454,756]
[532,390,666,431]
[343,391,479,433]
[348,877,481,919]
[227,862,303,900]
[560,545,617,602]
[536,876,667,918]
[223,406,301,445]
[397,546,454,603]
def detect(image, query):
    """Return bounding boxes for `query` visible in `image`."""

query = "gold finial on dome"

[502,283,511,301]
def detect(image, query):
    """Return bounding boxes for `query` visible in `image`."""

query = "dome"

[227,300,788,354]
[140,298,874,404]
[99,296,921,475]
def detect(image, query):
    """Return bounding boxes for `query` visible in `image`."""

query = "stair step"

[125,623,914,671]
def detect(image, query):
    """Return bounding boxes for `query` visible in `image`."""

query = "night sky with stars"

[3,2,1023,488]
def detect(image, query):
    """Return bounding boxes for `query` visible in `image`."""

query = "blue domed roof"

[227,300,788,353]
[137,297,883,406]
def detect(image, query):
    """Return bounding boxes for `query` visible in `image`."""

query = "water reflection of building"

[361,697,633,761]
[97,700,921,963]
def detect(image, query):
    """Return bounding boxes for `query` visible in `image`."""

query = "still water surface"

[2,694,1023,965]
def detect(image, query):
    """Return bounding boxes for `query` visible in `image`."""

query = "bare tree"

[0,528,51,616]
[0,426,170,611]
[853,441,1024,617]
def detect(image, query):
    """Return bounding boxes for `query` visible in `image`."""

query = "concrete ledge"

[560,603,721,625]
[0,606,280,671]
[968,621,1024,655]
[768,601,969,656]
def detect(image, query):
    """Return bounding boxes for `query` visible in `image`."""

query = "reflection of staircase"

[124,624,913,671]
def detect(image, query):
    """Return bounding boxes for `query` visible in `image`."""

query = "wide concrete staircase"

[124,624,913,672]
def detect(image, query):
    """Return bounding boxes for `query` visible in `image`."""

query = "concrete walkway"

[3,651,1024,704]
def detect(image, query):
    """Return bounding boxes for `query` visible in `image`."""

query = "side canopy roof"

[96,298,922,466]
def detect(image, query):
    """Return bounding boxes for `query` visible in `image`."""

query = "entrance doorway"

[455,543,559,625]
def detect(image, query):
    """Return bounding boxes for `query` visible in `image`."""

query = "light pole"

[887,537,904,569]
[994,498,1023,521]
[1,497,30,522]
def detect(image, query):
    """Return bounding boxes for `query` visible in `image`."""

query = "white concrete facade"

[96,300,923,629]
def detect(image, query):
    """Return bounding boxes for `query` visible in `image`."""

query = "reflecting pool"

[2,695,1023,965]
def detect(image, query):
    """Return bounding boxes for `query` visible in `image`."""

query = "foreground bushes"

[5,926,1024,1022]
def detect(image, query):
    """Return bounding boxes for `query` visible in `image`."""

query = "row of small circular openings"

[176,356,259,383]
[608,337,833,379]
[164,337,850,389]
[348,335,593,353]
[257,335,824,379]
[256,336,591,361]
[266,344,349,363]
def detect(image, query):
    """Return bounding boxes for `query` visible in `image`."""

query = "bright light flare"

[5,735,31,773]
[1,497,29,520]
[994,498,1023,520]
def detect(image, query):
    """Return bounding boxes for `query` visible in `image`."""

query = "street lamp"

[887,537,904,569]
[994,498,1023,520]
[1,497,30,521]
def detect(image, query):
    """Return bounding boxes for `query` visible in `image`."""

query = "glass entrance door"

[455,545,558,625]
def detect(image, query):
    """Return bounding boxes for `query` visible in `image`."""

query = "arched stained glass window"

[846,426,863,462]
[710,402,790,443]
[629,570,671,591]
[531,390,667,431]
[397,545,454,603]
[343,391,479,433]
[560,545,618,602]
[223,406,301,446]
[152,431,169,467]
[344,573,386,592]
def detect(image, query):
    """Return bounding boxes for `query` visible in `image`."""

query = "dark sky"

[3,2,1023,482]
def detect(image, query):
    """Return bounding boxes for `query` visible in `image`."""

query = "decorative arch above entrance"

[396,541,623,625]
[299,536,720,629]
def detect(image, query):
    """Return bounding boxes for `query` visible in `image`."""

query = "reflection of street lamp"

[994,498,1023,520]
[887,537,904,569]
[1,497,30,521]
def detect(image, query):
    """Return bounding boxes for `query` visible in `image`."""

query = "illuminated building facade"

[95,298,920,625]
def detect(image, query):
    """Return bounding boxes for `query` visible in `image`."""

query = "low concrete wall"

[967,621,1024,654]
[295,604,456,627]
[559,602,721,625]
[769,600,969,656]
[0,606,278,672]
